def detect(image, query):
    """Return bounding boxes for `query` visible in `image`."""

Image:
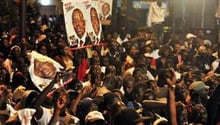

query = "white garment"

[212,59,220,71]
[28,51,63,91]
[77,33,87,47]
[101,14,111,20]
[35,106,53,125]
[18,108,36,125]
[175,71,181,80]
[147,1,168,27]
[6,104,16,116]
[151,49,160,59]
[35,106,80,125]
[101,66,106,74]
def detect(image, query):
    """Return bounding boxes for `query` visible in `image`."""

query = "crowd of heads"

[0,11,220,125]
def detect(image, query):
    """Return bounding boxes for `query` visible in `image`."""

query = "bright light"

[38,0,52,6]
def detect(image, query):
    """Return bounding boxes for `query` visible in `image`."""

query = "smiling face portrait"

[72,9,86,39]
[34,59,57,79]
[90,7,100,36]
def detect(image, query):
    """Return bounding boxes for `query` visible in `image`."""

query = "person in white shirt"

[147,0,169,45]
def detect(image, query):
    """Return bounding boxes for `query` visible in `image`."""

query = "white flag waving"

[28,51,63,91]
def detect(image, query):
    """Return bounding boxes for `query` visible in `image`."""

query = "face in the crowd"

[102,3,110,16]
[53,88,69,112]
[90,8,100,36]
[2,38,9,47]
[72,9,86,39]
[106,65,116,75]
[34,59,57,79]
[129,45,138,56]
[123,80,135,95]
[39,44,47,55]
[102,57,109,66]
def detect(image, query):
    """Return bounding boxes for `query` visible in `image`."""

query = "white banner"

[63,0,103,47]
[28,51,63,91]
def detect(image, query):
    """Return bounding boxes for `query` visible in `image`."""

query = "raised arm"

[33,73,61,119]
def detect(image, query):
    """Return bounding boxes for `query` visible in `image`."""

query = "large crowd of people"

[0,4,220,125]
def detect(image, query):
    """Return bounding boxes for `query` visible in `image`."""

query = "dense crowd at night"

[0,0,220,125]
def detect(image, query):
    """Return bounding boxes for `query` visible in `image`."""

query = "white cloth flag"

[28,51,63,91]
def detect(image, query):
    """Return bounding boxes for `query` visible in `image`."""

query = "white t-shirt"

[35,106,53,125]
[35,106,80,125]
[147,1,168,27]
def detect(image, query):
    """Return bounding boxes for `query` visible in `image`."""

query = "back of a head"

[105,65,116,75]
[158,45,172,57]
[114,108,149,125]
[103,75,116,91]
[157,68,174,87]
[132,83,148,102]
[103,92,124,111]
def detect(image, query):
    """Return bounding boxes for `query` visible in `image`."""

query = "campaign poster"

[63,1,87,47]
[63,0,102,48]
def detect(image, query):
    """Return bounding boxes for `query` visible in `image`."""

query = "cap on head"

[189,81,209,94]
[85,110,105,123]
[186,33,197,39]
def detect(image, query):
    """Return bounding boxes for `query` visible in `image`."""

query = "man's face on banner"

[34,59,56,79]
[72,9,86,39]
[90,8,100,36]
[102,3,110,16]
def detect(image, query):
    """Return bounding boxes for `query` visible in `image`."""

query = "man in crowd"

[147,0,169,44]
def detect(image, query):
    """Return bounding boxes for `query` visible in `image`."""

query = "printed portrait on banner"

[63,0,103,48]
[63,1,87,47]
[99,0,113,25]
[86,1,102,44]
[28,51,63,91]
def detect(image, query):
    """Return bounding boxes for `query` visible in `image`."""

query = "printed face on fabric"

[34,59,57,79]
